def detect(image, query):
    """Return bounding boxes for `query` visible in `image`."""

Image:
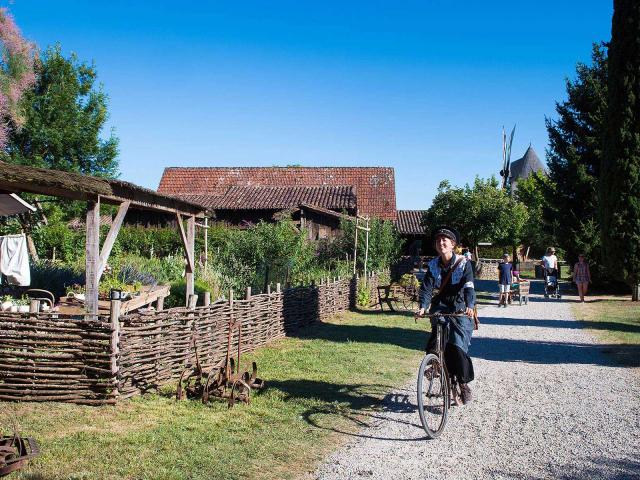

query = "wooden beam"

[85,198,101,316]
[185,215,195,304]
[176,212,195,273]
[97,201,130,280]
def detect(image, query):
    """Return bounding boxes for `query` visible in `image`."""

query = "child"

[497,254,513,307]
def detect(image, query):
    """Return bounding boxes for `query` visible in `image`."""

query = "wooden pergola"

[0,162,209,315]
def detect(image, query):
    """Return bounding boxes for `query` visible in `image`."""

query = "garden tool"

[0,430,39,477]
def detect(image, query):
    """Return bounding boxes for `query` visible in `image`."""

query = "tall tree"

[601,0,640,296]
[544,43,607,281]
[7,44,119,177]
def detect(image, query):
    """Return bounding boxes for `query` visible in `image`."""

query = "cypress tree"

[545,44,607,282]
[601,0,640,297]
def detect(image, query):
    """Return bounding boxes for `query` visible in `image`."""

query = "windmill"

[499,125,516,189]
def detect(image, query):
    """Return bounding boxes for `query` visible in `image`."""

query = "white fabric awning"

[0,193,36,216]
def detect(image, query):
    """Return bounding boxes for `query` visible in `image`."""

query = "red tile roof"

[395,210,426,235]
[158,167,397,220]
[178,185,356,210]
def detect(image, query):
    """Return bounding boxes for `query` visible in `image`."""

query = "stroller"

[544,268,561,299]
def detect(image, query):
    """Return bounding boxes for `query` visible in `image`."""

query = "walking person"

[572,254,591,302]
[497,254,513,307]
[541,247,559,278]
[416,226,476,405]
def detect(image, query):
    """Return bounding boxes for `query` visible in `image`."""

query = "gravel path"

[315,281,640,480]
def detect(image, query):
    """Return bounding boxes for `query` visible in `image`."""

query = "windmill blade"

[501,126,507,172]
[505,124,516,177]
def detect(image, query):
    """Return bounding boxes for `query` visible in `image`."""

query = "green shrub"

[32,223,84,262]
[356,279,371,308]
[164,278,213,308]
[115,227,182,258]
[29,261,85,299]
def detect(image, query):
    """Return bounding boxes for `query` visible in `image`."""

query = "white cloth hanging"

[0,234,30,286]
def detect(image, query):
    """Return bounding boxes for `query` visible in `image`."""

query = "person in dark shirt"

[417,227,476,405]
[497,254,513,307]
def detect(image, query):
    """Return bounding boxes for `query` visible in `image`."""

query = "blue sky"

[11,1,613,208]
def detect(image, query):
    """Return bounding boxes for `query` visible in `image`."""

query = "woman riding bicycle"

[417,226,476,405]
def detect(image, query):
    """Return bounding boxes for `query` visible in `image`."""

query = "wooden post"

[204,217,209,269]
[364,217,370,280]
[353,217,358,274]
[110,299,121,398]
[246,286,252,300]
[85,198,100,316]
[188,294,198,309]
[276,283,281,293]
[204,291,211,306]
[156,296,165,311]
[186,216,195,305]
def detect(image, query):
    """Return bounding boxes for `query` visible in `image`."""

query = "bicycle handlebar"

[414,312,468,318]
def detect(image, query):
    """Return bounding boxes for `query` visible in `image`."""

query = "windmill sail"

[500,125,516,189]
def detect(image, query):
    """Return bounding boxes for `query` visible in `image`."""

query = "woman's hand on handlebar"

[414,307,426,319]
[464,307,474,317]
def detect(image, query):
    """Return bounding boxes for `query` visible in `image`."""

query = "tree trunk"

[25,233,39,262]
[632,283,640,302]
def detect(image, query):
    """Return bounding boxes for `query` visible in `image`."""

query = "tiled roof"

[179,185,356,210]
[158,167,396,220]
[395,210,426,235]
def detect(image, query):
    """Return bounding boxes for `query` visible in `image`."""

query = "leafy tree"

[515,171,556,257]
[422,177,528,251]
[601,0,640,294]
[7,44,119,177]
[544,43,608,281]
[338,217,403,274]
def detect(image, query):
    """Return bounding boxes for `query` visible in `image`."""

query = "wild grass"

[573,298,640,368]
[4,310,426,480]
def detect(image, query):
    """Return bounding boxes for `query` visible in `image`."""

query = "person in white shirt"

[541,247,558,275]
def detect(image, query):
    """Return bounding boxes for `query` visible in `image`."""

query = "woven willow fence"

[0,275,376,404]
[0,312,115,405]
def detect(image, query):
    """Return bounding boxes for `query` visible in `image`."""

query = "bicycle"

[415,312,467,439]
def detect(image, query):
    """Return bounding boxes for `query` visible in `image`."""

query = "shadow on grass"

[294,320,425,352]
[266,379,427,441]
[295,316,639,368]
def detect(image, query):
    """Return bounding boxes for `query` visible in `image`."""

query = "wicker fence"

[0,312,115,405]
[0,275,373,404]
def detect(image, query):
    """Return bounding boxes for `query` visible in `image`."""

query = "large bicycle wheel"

[417,353,450,439]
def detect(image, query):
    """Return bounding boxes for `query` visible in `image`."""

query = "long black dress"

[418,253,476,383]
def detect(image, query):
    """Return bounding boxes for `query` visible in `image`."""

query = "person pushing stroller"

[541,247,560,298]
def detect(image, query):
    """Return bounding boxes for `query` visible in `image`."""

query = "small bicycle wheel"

[417,353,450,439]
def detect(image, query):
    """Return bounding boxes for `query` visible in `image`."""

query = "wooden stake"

[110,299,121,397]
[85,198,100,316]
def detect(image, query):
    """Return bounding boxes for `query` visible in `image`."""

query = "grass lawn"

[573,298,640,368]
[3,310,426,480]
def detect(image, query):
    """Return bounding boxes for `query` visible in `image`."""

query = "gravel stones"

[315,284,640,480]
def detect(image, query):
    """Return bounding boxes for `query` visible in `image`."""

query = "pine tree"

[544,43,608,282]
[601,0,640,297]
